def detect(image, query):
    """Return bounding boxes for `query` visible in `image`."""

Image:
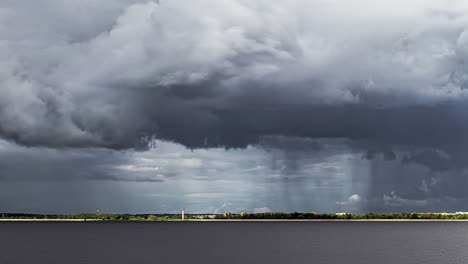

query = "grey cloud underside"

[130,86,468,174]
[0,145,164,183]
[3,80,468,155]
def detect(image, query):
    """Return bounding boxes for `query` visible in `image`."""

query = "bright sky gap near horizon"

[2,0,468,214]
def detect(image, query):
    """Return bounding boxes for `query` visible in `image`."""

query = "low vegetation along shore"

[3,212,468,221]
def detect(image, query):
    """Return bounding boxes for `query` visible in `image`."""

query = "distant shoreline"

[195,219,468,222]
[0,219,102,222]
[3,219,468,222]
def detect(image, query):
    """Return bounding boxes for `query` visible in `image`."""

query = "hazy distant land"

[3,212,468,221]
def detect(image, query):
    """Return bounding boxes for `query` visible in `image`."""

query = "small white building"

[335,213,348,216]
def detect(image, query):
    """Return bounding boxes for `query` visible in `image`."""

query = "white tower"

[182,208,185,220]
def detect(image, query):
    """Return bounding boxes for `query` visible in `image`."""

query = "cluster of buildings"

[222,212,249,217]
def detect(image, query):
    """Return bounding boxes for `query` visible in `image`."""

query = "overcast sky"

[2,0,468,214]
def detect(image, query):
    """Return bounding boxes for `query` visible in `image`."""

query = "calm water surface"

[1,222,468,264]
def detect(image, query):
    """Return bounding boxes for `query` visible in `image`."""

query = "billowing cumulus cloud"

[2,0,468,152]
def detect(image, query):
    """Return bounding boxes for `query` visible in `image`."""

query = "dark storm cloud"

[257,135,324,153]
[2,0,468,154]
[402,150,452,172]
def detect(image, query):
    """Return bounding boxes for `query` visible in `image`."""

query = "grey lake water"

[1,221,468,264]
